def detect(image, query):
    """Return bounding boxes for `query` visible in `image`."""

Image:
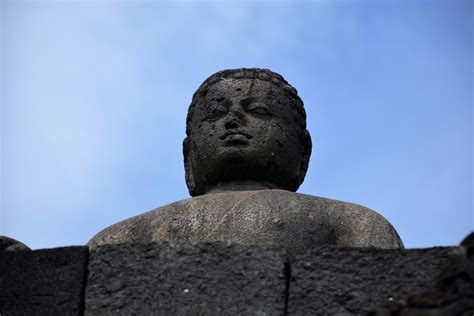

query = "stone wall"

[0,242,459,315]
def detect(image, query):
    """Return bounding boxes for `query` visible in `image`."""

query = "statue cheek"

[192,137,217,163]
[270,121,291,144]
[197,121,219,138]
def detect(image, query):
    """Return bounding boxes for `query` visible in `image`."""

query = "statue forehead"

[192,78,295,117]
[197,78,285,100]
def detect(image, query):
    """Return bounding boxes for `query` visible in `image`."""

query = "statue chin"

[188,143,304,197]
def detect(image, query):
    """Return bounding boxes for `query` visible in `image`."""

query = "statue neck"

[204,180,280,195]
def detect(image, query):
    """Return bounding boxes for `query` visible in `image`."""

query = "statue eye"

[205,105,228,120]
[247,103,272,116]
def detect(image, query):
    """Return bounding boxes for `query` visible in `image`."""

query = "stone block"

[287,247,453,315]
[0,246,89,315]
[85,241,288,315]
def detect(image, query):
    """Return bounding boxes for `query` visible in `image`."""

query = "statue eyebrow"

[205,99,229,112]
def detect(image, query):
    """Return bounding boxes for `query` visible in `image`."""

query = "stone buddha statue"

[87,68,403,254]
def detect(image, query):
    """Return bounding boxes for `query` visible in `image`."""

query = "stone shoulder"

[87,211,152,248]
[88,190,403,249]
[166,190,403,249]
[87,197,195,247]
[294,192,404,249]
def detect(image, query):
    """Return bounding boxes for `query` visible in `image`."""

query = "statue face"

[185,78,307,195]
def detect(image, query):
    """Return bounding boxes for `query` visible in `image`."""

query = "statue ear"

[298,129,312,183]
[183,137,197,196]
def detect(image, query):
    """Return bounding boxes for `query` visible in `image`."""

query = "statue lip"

[219,131,253,140]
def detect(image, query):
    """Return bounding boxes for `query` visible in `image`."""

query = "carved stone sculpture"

[0,236,30,251]
[88,68,403,254]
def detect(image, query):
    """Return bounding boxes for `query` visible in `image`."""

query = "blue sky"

[1,0,472,250]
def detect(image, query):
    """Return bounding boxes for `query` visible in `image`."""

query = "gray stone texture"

[85,241,288,315]
[89,190,403,255]
[0,236,31,251]
[367,232,474,315]
[88,68,404,253]
[288,247,454,315]
[183,68,312,196]
[0,246,88,315]
[2,240,471,315]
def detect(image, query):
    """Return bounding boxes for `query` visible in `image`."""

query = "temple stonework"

[89,68,403,254]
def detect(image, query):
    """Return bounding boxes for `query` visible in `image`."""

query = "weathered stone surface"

[367,232,474,315]
[88,68,404,253]
[89,190,402,255]
[0,236,31,251]
[183,68,312,197]
[0,246,88,315]
[288,247,453,315]
[85,241,288,315]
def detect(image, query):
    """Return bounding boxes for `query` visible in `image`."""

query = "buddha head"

[183,68,312,197]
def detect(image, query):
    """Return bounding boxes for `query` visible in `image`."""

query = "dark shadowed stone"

[367,232,474,315]
[287,247,453,315]
[0,246,88,315]
[85,241,288,315]
[183,69,312,197]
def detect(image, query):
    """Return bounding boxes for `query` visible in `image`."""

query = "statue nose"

[224,109,245,128]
